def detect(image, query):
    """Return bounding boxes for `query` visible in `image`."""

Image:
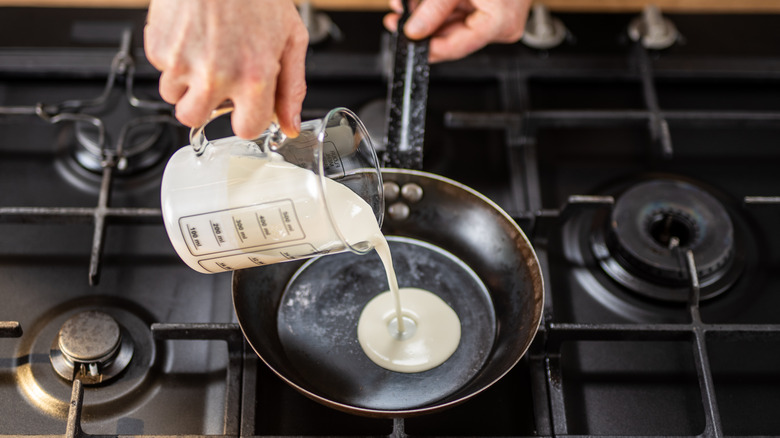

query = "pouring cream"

[322,163,463,373]
[243,152,462,373]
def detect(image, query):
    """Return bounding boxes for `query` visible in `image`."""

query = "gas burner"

[74,113,171,175]
[55,117,178,195]
[34,28,180,179]
[17,298,159,419]
[50,311,133,385]
[585,179,745,303]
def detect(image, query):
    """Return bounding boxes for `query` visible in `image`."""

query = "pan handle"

[384,0,430,170]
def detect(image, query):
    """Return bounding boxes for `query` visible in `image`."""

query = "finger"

[157,70,189,104]
[230,80,276,140]
[429,33,485,62]
[142,24,164,71]
[428,11,500,63]
[403,0,459,40]
[494,0,530,43]
[387,0,403,13]
[173,81,227,129]
[383,12,400,33]
[274,29,308,137]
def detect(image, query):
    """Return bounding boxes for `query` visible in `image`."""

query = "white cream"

[357,286,461,373]
[357,208,462,374]
[329,174,463,373]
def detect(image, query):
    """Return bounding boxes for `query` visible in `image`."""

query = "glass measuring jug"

[161,106,384,274]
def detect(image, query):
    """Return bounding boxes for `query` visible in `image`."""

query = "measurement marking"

[186,224,203,249]
[256,214,270,239]
[209,220,223,246]
[232,216,245,243]
[278,208,289,236]
[248,256,264,266]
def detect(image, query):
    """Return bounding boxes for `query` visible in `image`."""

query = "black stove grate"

[0,321,22,338]
[0,29,173,286]
[442,25,780,437]
[2,8,780,438]
[22,323,247,438]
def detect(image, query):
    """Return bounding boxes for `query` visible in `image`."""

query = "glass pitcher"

[161,106,383,273]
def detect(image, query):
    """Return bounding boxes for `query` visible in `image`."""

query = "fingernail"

[293,113,301,134]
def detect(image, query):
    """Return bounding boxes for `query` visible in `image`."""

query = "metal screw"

[401,183,424,203]
[387,202,410,221]
[384,182,401,203]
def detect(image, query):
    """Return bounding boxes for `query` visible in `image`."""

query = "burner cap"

[58,310,121,362]
[591,179,739,302]
[50,310,133,385]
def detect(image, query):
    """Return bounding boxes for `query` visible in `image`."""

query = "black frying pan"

[232,169,544,417]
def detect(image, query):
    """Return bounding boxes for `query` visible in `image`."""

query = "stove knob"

[628,5,679,50]
[521,3,567,50]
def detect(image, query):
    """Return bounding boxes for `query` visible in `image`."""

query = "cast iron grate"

[0,29,175,286]
[59,323,245,438]
[0,322,22,338]
[445,30,780,438]
[2,8,780,438]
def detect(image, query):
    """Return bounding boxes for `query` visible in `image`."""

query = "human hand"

[144,0,308,139]
[384,0,531,63]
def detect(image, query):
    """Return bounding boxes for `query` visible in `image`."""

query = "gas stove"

[1,5,780,437]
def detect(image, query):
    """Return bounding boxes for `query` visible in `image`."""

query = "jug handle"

[189,102,284,156]
[189,103,234,156]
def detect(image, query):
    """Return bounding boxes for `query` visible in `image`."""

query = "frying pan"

[232,168,544,417]
[233,0,542,417]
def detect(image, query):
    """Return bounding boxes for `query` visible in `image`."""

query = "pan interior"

[277,236,496,411]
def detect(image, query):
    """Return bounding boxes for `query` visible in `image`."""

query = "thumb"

[403,0,460,40]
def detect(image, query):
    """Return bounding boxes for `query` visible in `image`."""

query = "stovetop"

[1,6,780,437]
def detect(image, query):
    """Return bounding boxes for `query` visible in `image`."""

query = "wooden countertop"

[1,0,779,13]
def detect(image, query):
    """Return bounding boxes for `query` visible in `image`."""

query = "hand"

[384,0,531,63]
[144,0,308,139]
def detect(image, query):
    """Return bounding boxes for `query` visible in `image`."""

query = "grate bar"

[523,195,614,240]
[745,196,780,205]
[633,43,674,158]
[445,109,780,130]
[151,323,244,436]
[239,344,258,437]
[0,321,22,338]
[0,207,161,223]
[65,379,84,438]
[545,354,568,436]
[548,322,780,343]
[528,351,553,435]
[88,166,113,286]
[683,250,724,438]
[529,254,554,435]
[391,417,406,438]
